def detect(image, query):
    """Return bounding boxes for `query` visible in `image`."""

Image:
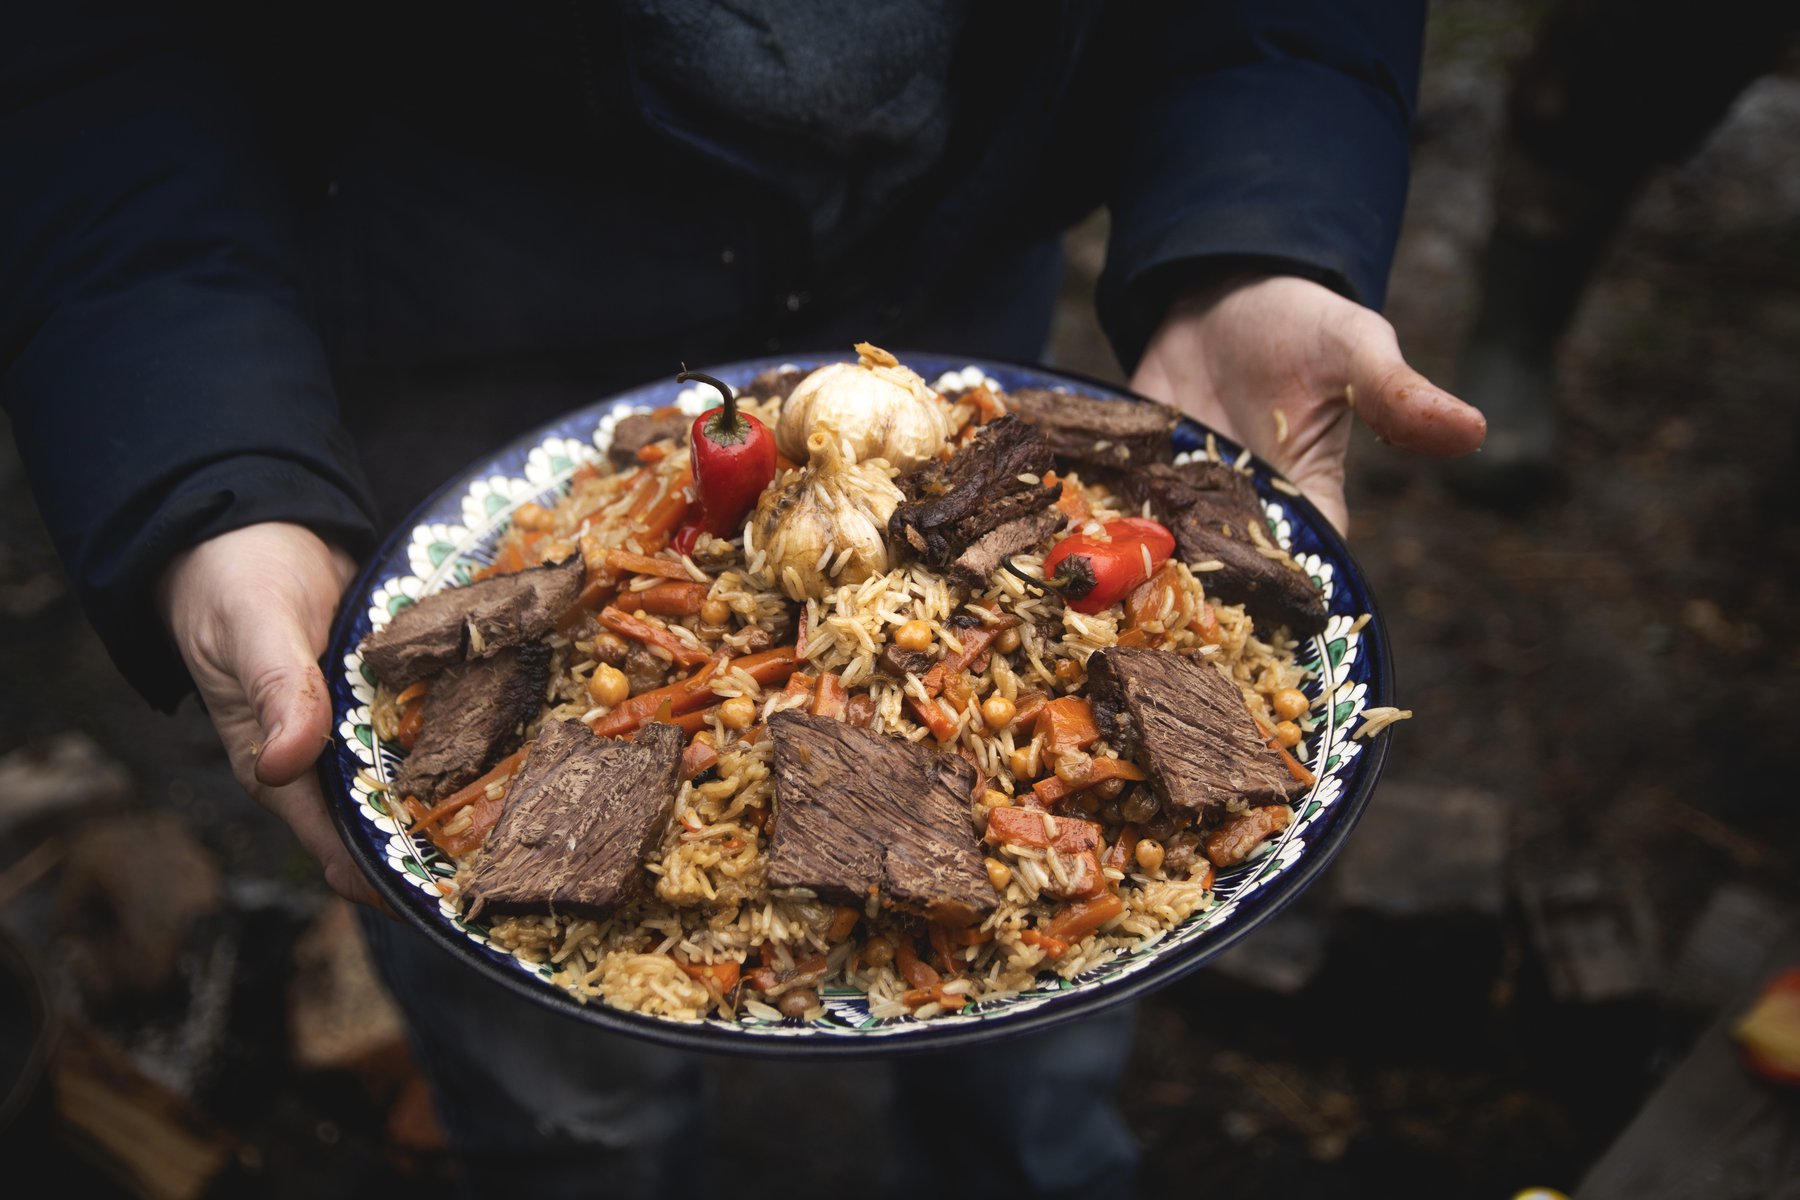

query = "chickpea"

[1054,658,1083,688]
[587,663,629,707]
[995,626,1022,654]
[981,788,1013,809]
[594,631,628,660]
[513,501,554,532]
[719,695,757,731]
[1273,720,1303,748]
[1008,746,1038,780]
[536,538,576,565]
[981,695,1017,731]
[985,858,1013,891]
[1271,688,1310,721]
[862,936,896,969]
[700,598,732,626]
[1095,776,1127,800]
[1135,838,1166,874]
[778,987,819,1019]
[893,619,934,652]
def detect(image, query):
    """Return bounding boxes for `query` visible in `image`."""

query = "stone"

[1331,780,1507,917]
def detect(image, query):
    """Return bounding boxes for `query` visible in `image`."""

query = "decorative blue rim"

[320,352,1393,1059]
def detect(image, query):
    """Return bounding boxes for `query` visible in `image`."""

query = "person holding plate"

[0,2,1483,1196]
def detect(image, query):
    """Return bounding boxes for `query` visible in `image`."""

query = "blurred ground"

[3,3,1800,1197]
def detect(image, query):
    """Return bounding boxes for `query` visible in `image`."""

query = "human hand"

[1130,273,1486,533]
[157,522,383,908]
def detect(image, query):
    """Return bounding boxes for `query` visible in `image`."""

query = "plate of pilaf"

[320,346,1406,1056]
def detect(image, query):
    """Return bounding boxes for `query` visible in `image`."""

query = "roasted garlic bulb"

[749,427,903,600]
[775,343,951,471]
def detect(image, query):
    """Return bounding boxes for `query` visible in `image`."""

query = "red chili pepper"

[1031,518,1175,614]
[677,367,777,540]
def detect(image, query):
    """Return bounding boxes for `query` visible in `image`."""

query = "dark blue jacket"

[0,1,1423,706]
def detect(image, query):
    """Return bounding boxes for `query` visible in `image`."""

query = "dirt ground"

[3,4,1798,1197]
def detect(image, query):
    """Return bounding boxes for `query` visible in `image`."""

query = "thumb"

[1344,319,1487,458]
[231,602,335,789]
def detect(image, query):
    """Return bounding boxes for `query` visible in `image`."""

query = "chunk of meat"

[1204,805,1294,868]
[889,415,1064,588]
[393,642,551,803]
[462,721,684,918]
[766,711,995,925]
[877,643,935,680]
[949,507,1067,591]
[622,641,673,695]
[1114,461,1326,635]
[608,406,690,467]
[361,557,583,689]
[1086,647,1305,819]
[742,366,808,404]
[1004,387,1178,471]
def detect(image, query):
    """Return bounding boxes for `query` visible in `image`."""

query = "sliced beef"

[951,506,1068,591]
[1114,461,1326,635]
[361,557,584,689]
[742,366,808,403]
[1004,387,1178,471]
[462,720,684,918]
[889,414,1064,589]
[608,406,690,467]
[766,711,995,925]
[393,642,551,803]
[1086,647,1304,819]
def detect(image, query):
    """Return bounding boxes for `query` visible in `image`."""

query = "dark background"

[3,3,1798,1196]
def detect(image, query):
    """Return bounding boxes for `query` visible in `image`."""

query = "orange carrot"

[635,442,669,464]
[1020,929,1070,960]
[598,606,711,667]
[894,939,941,991]
[1102,823,1141,874]
[1255,718,1317,787]
[394,681,430,708]
[470,538,526,581]
[826,906,860,942]
[1031,756,1147,807]
[1042,893,1124,943]
[677,959,740,992]
[1048,471,1090,522]
[629,580,709,617]
[1036,696,1099,762]
[812,672,848,720]
[587,646,798,738]
[409,746,528,832]
[680,738,720,780]
[395,704,425,751]
[907,694,960,741]
[604,549,696,581]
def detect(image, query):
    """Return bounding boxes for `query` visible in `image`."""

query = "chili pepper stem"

[677,365,737,428]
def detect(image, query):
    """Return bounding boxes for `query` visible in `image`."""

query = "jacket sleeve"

[1096,0,1426,370]
[0,6,376,709]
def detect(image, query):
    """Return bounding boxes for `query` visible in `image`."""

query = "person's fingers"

[219,591,335,789]
[260,772,389,911]
[1343,315,1487,458]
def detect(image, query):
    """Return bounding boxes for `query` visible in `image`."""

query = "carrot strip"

[1036,697,1099,761]
[604,549,696,581]
[1255,718,1317,787]
[894,940,941,991]
[394,681,429,708]
[470,539,526,581]
[907,695,959,741]
[395,704,425,751]
[1102,823,1141,874]
[1031,756,1147,807]
[812,673,848,720]
[680,738,720,780]
[827,906,860,942]
[1042,893,1124,943]
[409,746,528,832]
[1020,929,1070,960]
[677,960,740,992]
[586,646,797,738]
[599,606,711,667]
[629,581,709,617]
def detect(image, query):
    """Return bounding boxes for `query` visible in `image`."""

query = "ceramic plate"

[320,352,1395,1057]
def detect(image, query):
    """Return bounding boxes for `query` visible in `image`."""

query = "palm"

[1130,275,1485,532]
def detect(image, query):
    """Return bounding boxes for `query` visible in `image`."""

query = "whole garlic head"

[749,427,904,601]
[776,343,951,471]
